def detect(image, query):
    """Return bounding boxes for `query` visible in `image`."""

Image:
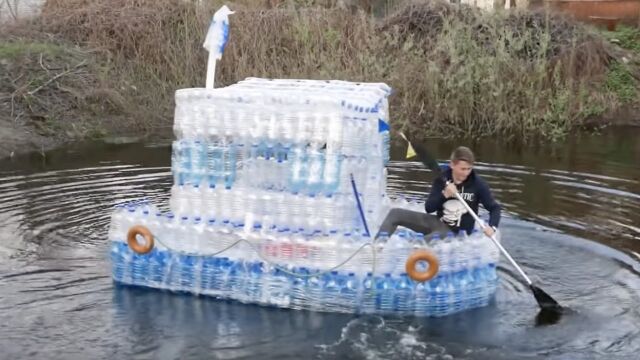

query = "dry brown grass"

[26,0,631,141]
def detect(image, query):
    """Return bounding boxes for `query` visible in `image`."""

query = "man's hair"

[450,146,475,164]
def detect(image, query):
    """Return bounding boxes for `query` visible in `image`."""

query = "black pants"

[375,208,450,239]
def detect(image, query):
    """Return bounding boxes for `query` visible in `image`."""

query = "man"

[375,146,500,238]
[424,146,500,237]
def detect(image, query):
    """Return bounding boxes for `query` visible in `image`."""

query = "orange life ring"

[127,225,154,254]
[405,250,439,282]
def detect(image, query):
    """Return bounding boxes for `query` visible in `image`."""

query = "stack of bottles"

[109,78,501,317]
[169,78,391,231]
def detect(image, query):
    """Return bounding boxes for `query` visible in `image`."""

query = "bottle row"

[111,242,498,317]
[168,185,364,233]
[109,203,500,274]
[171,139,385,195]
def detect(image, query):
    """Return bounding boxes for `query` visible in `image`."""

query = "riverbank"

[1,0,639,158]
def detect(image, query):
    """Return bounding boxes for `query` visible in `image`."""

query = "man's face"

[450,160,473,183]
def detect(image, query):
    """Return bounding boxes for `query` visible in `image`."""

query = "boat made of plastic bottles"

[108,78,500,317]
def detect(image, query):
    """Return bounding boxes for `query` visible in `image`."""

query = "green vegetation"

[0,41,65,59]
[606,62,638,104]
[603,25,640,54]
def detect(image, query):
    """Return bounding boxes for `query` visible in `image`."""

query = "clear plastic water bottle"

[110,241,128,283]
[306,148,324,194]
[226,259,245,298]
[289,146,307,193]
[200,256,217,292]
[207,142,222,187]
[171,140,181,185]
[178,140,192,185]
[376,273,395,313]
[107,204,126,242]
[393,273,413,312]
[322,154,341,195]
[211,257,230,293]
[340,272,358,312]
[224,141,236,189]
[291,267,309,309]
[360,272,376,314]
[414,281,430,317]
[130,249,152,285]
[432,274,450,317]
[267,268,292,307]
[244,262,264,304]
[322,271,341,311]
[307,272,323,310]
[191,140,207,186]
[178,254,197,289]
[326,112,343,153]
[379,119,390,165]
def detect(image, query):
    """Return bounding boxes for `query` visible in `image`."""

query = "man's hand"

[443,182,458,198]
[483,226,495,237]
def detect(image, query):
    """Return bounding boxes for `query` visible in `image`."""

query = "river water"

[1,127,639,359]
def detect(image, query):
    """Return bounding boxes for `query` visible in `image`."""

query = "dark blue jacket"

[424,167,501,234]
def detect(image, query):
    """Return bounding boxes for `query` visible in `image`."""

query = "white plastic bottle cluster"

[169,78,391,233]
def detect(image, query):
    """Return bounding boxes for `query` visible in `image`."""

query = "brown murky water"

[0,127,639,359]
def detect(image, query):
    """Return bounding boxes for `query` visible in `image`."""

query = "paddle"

[401,133,563,312]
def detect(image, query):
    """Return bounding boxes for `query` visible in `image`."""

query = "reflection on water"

[0,127,639,359]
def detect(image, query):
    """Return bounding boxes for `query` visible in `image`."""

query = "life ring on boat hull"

[405,250,439,282]
[127,225,154,254]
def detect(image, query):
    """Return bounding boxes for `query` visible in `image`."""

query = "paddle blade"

[531,284,562,310]
[406,142,417,159]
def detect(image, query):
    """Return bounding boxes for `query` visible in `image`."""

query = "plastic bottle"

[289,146,307,193]
[223,140,236,189]
[376,273,395,313]
[207,142,222,187]
[340,272,358,312]
[149,247,168,287]
[306,271,323,310]
[291,267,309,309]
[322,271,341,311]
[393,273,413,312]
[171,140,182,185]
[245,262,264,304]
[107,204,126,242]
[226,259,245,297]
[110,241,128,283]
[178,140,192,185]
[306,148,324,194]
[191,140,207,186]
[267,267,292,307]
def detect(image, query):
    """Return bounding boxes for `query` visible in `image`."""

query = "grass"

[603,25,640,54]
[606,62,638,104]
[0,41,66,59]
[2,0,636,143]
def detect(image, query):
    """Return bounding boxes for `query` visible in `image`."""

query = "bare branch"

[27,59,87,96]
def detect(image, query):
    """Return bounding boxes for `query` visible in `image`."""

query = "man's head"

[449,146,475,183]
